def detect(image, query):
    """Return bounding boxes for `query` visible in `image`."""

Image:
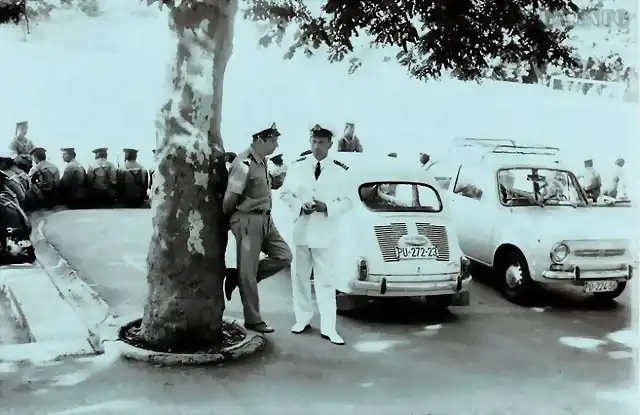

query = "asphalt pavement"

[1,209,637,415]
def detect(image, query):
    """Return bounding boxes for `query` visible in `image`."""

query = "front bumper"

[541,264,633,282]
[348,273,472,297]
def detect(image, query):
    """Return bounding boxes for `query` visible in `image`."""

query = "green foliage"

[243,0,582,81]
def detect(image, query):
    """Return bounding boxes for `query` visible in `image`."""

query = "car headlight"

[550,243,570,263]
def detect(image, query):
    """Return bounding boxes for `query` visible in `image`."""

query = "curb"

[112,317,266,365]
[30,213,113,353]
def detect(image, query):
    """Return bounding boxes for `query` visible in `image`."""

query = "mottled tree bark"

[137,0,238,350]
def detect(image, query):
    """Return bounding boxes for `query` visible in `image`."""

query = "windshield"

[359,182,443,212]
[497,168,587,207]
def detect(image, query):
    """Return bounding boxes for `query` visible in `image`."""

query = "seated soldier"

[0,157,27,204]
[0,171,35,265]
[24,147,60,211]
[59,147,87,209]
[116,148,149,207]
[86,147,117,207]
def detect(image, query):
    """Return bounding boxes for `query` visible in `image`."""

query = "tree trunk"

[137,0,238,350]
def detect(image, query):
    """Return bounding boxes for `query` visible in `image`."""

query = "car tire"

[497,250,537,305]
[591,281,627,303]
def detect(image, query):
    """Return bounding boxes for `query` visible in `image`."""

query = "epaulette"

[333,160,349,170]
[293,156,307,163]
[241,158,251,167]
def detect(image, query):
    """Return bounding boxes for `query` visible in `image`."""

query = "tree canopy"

[243,0,581,80]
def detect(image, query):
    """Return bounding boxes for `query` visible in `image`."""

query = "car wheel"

[591,281,627,303]
[497,250,537,305]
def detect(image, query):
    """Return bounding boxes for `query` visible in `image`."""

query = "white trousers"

[292,245,337,334]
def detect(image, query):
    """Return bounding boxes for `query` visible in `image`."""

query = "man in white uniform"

[280,124,352,345]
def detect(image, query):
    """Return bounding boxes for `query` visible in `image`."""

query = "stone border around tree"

[114,317,266,365]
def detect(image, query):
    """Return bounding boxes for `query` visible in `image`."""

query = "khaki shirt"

[61,159,86,188]
[87,158,117,184]
[121,160,145,171]
[9,136,35,156]
[29,160,61,187]
[227,147,272,212]
[337,135,363,153]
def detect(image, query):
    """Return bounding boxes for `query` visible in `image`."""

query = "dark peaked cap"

[61,147,75,153]
[253,123,281,140]
[123,148,139,155]
[310,124,333,139]
[30,147,46,156]
[93,148,108,153]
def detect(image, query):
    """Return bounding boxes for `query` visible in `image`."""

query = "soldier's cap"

[345,122,354,127]
[92,147,108,153]
[252,122,281,140]
[270,153,284,164]
[616,157,625,165]
[16,121,28,128]
[584,159,593,166]
[123,148,139,154]
[387,152,398,158]
[224,152,237,163]
[30,147,46,155]
[310,124,333,139]
[60,147,75,153]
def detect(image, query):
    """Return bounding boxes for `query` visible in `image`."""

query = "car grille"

[374,223,408,262]
[573,248,626,258]
[416,222,450,261]
[373,222,450,262]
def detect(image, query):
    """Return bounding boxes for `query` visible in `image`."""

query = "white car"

[426,143,634,305]
[319,153,472,311]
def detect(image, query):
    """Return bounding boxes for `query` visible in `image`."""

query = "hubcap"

[505,264,523,289]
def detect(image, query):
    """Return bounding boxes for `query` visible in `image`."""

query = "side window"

[425,162,453,191]
[453,166,484,200]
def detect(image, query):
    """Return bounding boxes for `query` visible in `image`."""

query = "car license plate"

[396,246,438,260]
[584,280,618,293]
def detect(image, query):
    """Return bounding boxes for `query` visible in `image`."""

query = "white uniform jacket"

[279,155,352,248]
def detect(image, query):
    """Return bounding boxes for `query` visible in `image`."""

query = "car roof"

[331,152,438,185]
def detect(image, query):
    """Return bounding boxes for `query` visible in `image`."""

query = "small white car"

[320,153,472,311]
[426,142,634,305]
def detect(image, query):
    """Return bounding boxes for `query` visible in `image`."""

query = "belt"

[245,209,271,215]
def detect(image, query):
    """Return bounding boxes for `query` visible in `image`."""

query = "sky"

[0,0,636,176]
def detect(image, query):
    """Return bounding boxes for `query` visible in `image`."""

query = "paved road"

[1,209,637,415]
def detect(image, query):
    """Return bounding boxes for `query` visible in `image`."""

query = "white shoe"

[321,331,345,345]
[291,323,312,334]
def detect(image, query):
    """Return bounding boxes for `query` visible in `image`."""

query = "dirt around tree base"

[119,318,246,354]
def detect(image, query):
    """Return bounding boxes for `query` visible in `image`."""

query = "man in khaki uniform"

[59,148,87,209]
[86,147,117,207]
[222,122,293,334]
[117,148,149,207]
[337,122,363,153]
[25,147,60,210]
[10,121,35,174]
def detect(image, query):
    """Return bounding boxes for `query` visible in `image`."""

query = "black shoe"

[224,268,238,301]
[291,324,312,334]
[245,321,274,333]
[321,332,345,345]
